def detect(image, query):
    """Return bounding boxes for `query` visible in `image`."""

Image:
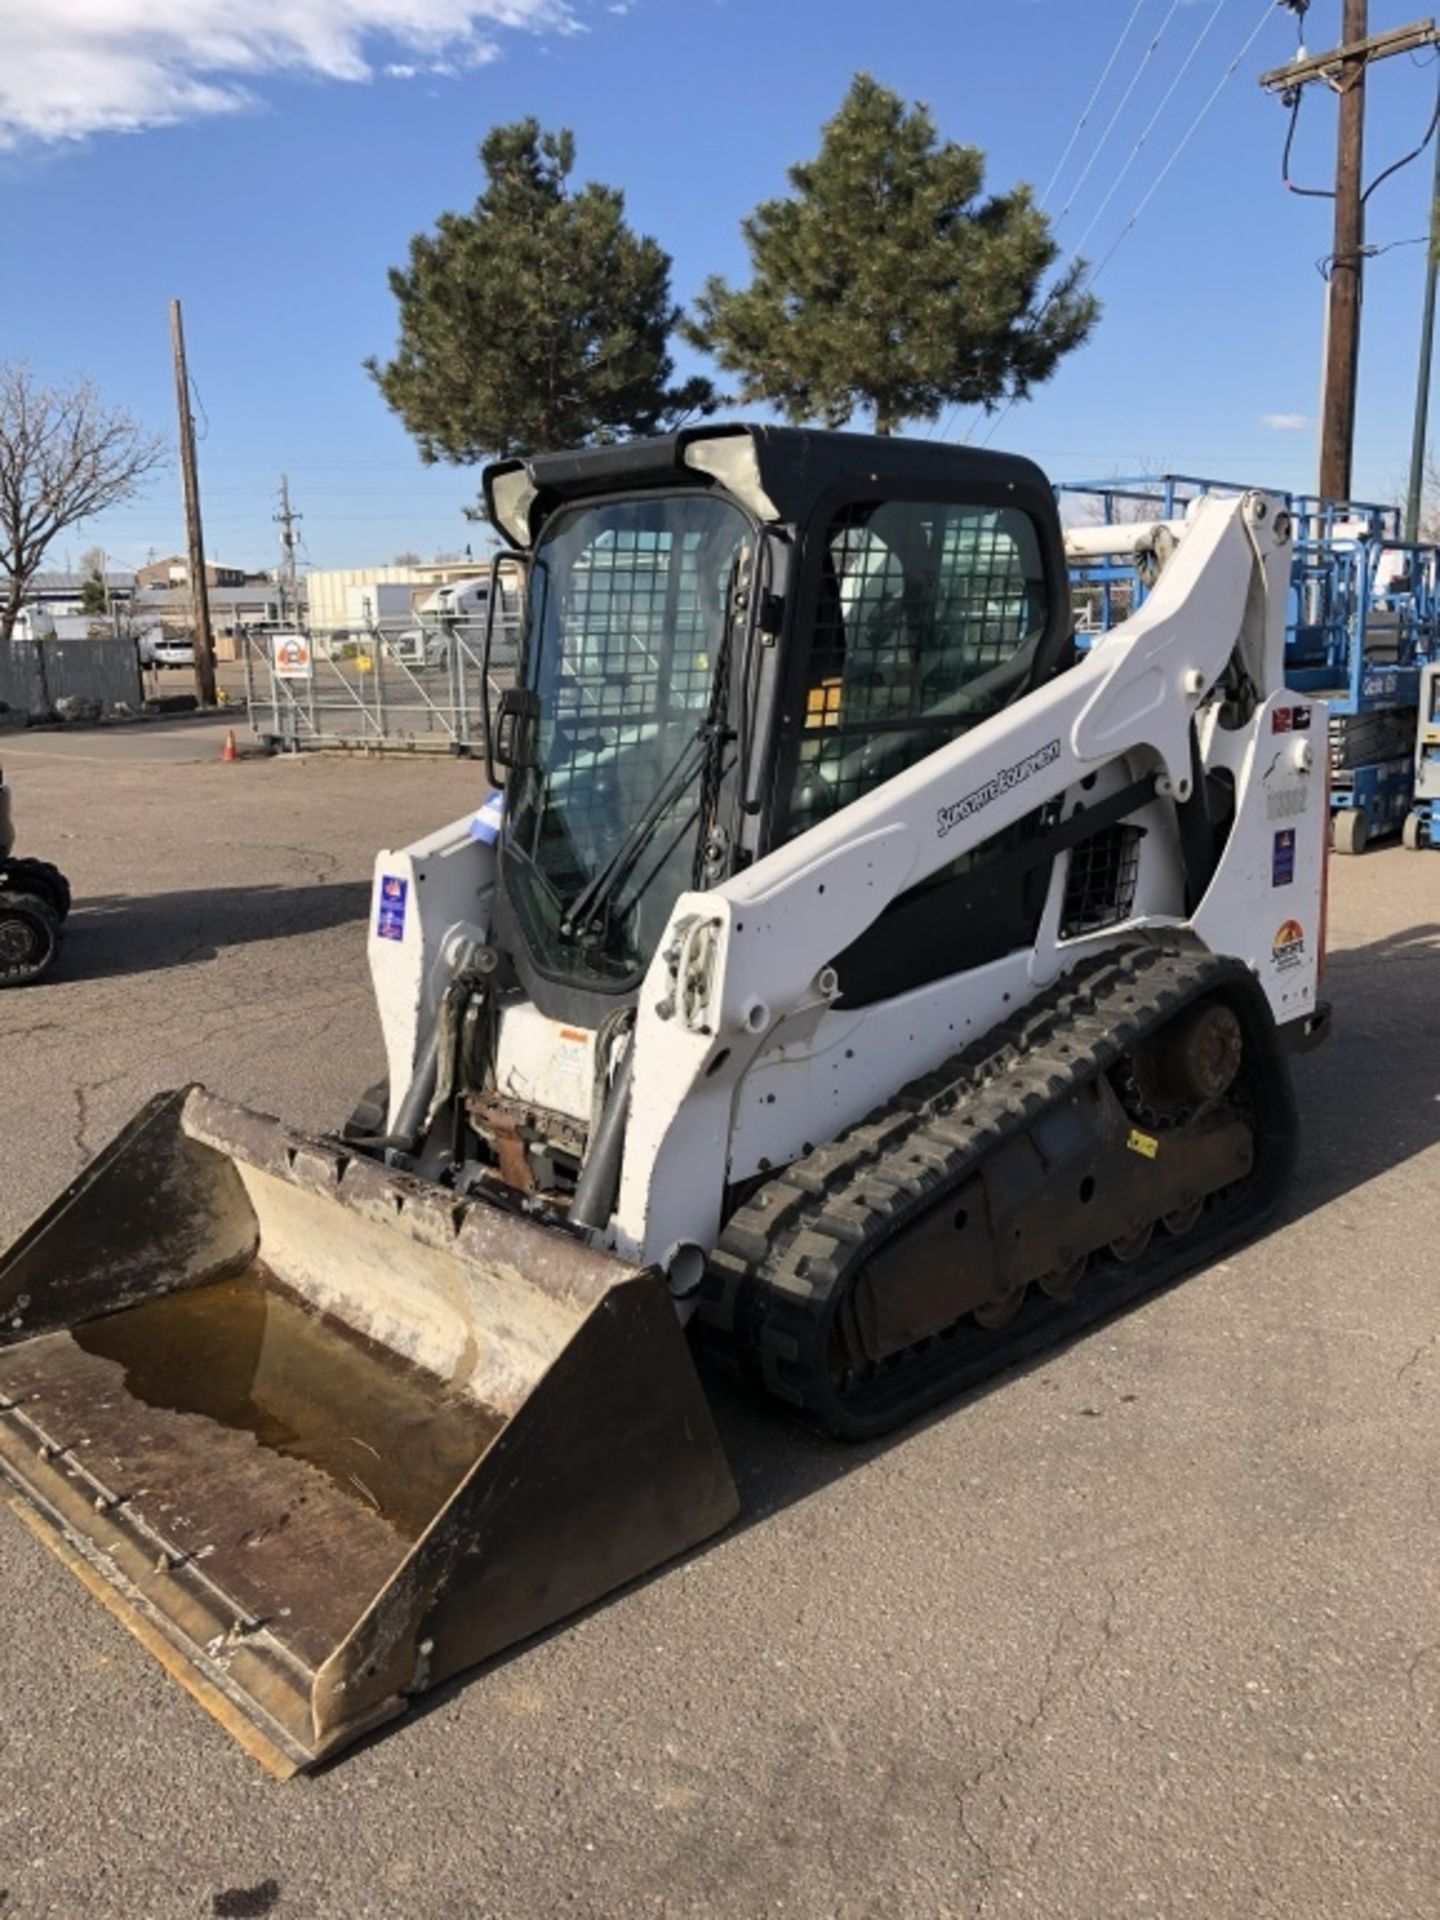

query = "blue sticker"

[469,790,505,845]
[376,874,408,941]
[1272,828,1296,888]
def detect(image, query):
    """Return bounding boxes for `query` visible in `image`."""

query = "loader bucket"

[0,1088,738,1776]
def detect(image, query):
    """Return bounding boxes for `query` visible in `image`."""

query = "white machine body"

[367,491,1326,1282]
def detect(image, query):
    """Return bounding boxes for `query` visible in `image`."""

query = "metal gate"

[243,618,517,754]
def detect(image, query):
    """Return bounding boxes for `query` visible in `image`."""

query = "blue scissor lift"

[1057,475,1440,854]
[1405,661,1440,849]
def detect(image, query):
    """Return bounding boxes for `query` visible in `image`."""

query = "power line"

[945,0,1218,446]
[1281,88,1336,199]
[1070,0,1230,262]
[1083,0,1280,292]
[928,0,1152,442]
[1362,64,1440,205]
[937,0,1188,443]
[1288,57,1440,212]
[1318,231,1432,281]
[1037,0,1149,210]
[975,0,1278,451]
[1053,0,1186,223]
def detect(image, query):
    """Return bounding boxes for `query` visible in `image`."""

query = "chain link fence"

[243,614,518,754]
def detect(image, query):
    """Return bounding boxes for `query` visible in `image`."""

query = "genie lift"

[1058,476,1440,854]
[1405,662,1440,849]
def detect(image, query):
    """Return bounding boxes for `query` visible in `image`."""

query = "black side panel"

[831,775,1160,1009]
[831,820,1050,1006]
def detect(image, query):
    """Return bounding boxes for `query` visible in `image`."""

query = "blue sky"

[4,0,1439,573]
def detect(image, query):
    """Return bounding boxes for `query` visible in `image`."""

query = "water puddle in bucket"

[73,1269,504,1540]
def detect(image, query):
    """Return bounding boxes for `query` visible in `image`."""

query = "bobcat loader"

[0,428,1329,1773]
[0,763,71,985]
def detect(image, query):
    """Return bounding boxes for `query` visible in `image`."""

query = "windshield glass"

[502,492,753,990]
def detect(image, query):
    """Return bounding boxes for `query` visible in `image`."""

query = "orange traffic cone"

[221,728,238,763]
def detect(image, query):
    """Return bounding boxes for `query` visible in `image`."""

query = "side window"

[785,500,1049,838]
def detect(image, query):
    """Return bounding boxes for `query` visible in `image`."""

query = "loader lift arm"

[614,486,1303,1275]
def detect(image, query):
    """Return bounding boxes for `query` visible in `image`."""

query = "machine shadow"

[373,921,1440,1764]
[58,881,373,978]
[1284,921,1440,1213]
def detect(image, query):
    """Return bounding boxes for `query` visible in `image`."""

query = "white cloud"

[1261,412,1311,432]
[0,1,576,150]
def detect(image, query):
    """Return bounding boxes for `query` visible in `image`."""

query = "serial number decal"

[1265,784,1308,821]
[936,738,1061,839]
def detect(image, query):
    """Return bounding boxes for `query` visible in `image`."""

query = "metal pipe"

[377,1025,441,1157]
[1063,521,1185,561]
[569,1045,634,1233]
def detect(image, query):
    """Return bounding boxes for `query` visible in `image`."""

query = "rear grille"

[1060,824,1143,937]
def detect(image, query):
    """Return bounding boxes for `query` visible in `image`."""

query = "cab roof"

[483,423,1056,550]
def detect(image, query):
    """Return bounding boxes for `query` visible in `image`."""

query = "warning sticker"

[1272,918,1306,972]
[1126,1127,1159,1160]
[274,633,313,682]
[1272,827,1296,887]
[376,874,408,942]
[1271,705,1310,734]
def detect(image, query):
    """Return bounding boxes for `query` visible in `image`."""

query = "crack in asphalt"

[1405,1644,1439,1712]
[68,1084,90,1166]
[954,1579,1123,1916]
[1396,1332,1438,1387]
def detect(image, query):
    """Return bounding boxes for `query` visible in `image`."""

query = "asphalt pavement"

[0,721,1436,1920]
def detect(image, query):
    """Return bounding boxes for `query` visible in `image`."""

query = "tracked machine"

[0,428,1329,1772]
[0,763,71,985]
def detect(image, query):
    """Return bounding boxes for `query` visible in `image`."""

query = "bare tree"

[0,363,166,641]
[1076,466,1174,526]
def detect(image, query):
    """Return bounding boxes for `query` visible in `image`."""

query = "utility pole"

[1322,0,1366,503]
[275,475,304,630]
[1261,10,1440,502]
[169,298,217,705]
[1406,130,1440,539]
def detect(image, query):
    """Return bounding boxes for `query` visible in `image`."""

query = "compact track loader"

[0,429,1330,1772]
[0,762,71,985]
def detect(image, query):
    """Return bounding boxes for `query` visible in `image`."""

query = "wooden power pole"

[1322,0,1367,503]
[1406,127,1440,538]
[1261,10,1440,502]
[169,298,217,706]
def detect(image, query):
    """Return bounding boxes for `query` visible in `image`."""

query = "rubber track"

[695,938,1296,1439]
[0,858,71,921]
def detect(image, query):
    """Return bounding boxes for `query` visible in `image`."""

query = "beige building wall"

[303,567,425,633]
[303,559,491,632]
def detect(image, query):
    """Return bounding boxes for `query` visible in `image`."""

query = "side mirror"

[482,547,529,785]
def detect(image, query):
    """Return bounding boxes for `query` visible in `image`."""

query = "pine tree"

[368,121,714,470]
[79,548,108,617]
[687,74,1098,436]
